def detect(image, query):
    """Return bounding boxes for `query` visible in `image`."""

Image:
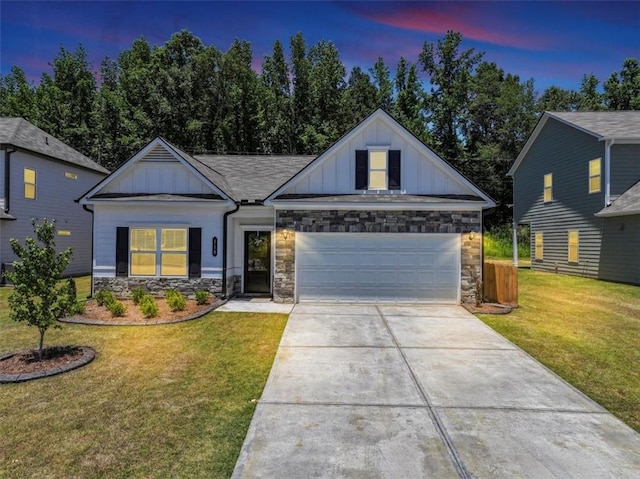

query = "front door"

[244,231,271,293]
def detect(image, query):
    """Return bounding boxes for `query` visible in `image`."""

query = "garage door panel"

[296,233,460,303]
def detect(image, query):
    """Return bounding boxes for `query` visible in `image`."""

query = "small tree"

[5,219,74,361]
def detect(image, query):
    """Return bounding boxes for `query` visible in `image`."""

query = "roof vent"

[45,136,49,145]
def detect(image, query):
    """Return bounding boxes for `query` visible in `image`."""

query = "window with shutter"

[355,149,401,191]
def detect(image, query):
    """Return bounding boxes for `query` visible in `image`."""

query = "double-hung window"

[534,232,544,260]
[130,227,187,277]
[543,173,553,203]
[24,168,36,199]
[589,158,601,194]
[355,149,401,190]
[568,231,579,263]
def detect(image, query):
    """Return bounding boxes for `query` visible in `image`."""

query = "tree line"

[1,29,638,225]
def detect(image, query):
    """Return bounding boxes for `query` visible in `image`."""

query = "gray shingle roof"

[0,117,109,174]
[194,154,316,201]
[596,181,640,217]
[547,111,640,140]
[273,194,485,203]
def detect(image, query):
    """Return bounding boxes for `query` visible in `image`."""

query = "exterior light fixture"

[469,231,476,241]
[283,229,290,240]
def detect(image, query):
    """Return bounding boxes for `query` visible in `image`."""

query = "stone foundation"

[274,209,482,304]
[94,277,221,299]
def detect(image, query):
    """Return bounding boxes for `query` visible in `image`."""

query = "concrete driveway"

[232,304,640,478]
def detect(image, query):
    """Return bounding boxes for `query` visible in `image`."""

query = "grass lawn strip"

[0,277,287,478]
[477,269,640,432]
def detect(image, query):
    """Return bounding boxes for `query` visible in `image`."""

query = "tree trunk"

[38,328,45,361]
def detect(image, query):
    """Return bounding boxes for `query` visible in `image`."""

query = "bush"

[108,300,126,317]
[71,300,86,315]
[95,289,116,307]
[131,287,146,305]
[195,290,210,305]
[139,295,159,318]
[166,290,186,312]
[484,224,530,260]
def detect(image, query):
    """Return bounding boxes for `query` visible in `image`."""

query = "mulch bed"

[0,346,96,383]
[463,302,515,314]
[61,297,222,326]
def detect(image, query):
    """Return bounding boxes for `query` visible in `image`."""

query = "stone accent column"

[273,223,296,303]
[461,232,482,304]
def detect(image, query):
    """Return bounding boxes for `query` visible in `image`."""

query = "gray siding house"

[0,118,109,280]
[509,111,640,285]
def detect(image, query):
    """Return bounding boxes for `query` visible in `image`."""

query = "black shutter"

[188,228,202,278]
[115,227,129,277]
[355,150,368,189]
[388,150,401,190]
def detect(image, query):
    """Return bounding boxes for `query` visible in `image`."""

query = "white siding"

[103,161,213,195]
[281,117,470,196]
[93,204,226,278]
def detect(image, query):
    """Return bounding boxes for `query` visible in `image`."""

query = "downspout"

[82,204,95,298]
[604,139,613,207]
[221,202,241,299]
[512,220,519,267]
[4,146,17,214]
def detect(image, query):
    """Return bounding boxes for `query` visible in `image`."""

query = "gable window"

[24,168,36,199]
[568,231,579,263]
[589,158,601,194]
[130,227,187,277]
[534,232,544,260]
[355,150,401,190]
[543,173,552,203]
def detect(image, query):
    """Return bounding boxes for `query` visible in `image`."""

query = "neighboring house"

[0,118,109,281]
[509,111,640,285]
[78,109,495,303]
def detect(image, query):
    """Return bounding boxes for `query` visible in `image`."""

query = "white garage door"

[296,233,460,303]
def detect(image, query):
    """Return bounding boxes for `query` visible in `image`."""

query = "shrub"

[95,289,116,307]
[166,290,186,312]
[139,295,159,318]
[108,300,126,317]
[195,290,210,305]
[71,300,86,315]
[131,287,146,305]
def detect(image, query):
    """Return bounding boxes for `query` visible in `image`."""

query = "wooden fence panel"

[483,262,518,306]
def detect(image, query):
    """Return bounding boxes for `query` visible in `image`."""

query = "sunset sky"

[1,1,638,92]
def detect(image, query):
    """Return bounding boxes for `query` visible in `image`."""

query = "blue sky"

[1,1,639,93]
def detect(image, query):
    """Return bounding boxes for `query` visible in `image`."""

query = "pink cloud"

[350,4,552,51]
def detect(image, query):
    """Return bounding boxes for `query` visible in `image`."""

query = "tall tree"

[419,31,483,164]
[604,58,640,110]
[536,85,578,112]
[290,32,313,153]
[577,74,603,111]
[0,66,36,118]
[344,66,378,128]
[393,59,428,141]
[370,56,393,110]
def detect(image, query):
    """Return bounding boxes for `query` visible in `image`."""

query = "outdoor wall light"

[283,229,290,240]
[212,236,218,256]
[469,231,476,241]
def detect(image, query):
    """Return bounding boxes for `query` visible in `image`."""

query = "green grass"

[477,269,640,431]
[0,277,287,478]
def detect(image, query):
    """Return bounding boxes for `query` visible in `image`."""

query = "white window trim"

[543,173,552,203]
[129,226,189,278]
[568,230,579,263]
[367,146,390,191]
[588,158,601,194]
[534,232,544,261]
[24,167,37,200]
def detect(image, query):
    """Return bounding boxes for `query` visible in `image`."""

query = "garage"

[296,233,461,303]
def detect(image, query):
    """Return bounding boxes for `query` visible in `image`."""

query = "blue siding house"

[0,118,109,280]
[509,111,640,285]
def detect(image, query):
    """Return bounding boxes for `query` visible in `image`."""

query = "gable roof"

[265,108,495,207]
[596,180,640,217]
[194,155,315,202]
[509,111,640,176]
[0,117,109,174]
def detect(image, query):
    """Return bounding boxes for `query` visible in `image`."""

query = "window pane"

[131,253,156,275]
[24,168,36,183]
[535,233,543,260]
[161,229,187,251]
[24,183,36,199]
[589,159,600,177]
[369,170,387,189]
[369,151,387,170]
[131,229,156,251]
[544,188,552,202]
[161,253,187,276]
[544,174,552,188]
[589,176,600,193]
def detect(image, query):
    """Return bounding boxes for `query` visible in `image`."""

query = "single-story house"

[78,109,495,303]
[1,118,109,280]
[509,111,640,285]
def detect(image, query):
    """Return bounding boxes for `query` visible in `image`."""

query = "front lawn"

[0,277,287,478]
[478,269,640,432]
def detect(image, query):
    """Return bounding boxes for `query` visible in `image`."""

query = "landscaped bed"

[0,276,288,478]
[477,268,640,432]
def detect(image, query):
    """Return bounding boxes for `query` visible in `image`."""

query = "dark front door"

[244,231,271,293]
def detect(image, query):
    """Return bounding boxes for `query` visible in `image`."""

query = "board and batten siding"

[101,145,214,195]
[610,143,640,199]
[281,117,469,196]
[1,150,106,276]
[513,119,607,277]
[92,204,226,279]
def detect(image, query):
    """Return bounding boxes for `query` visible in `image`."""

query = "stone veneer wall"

[274,209,482,304]
[93,274,241,299]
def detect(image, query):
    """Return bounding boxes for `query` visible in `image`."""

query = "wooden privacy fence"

[483,261,518,306]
